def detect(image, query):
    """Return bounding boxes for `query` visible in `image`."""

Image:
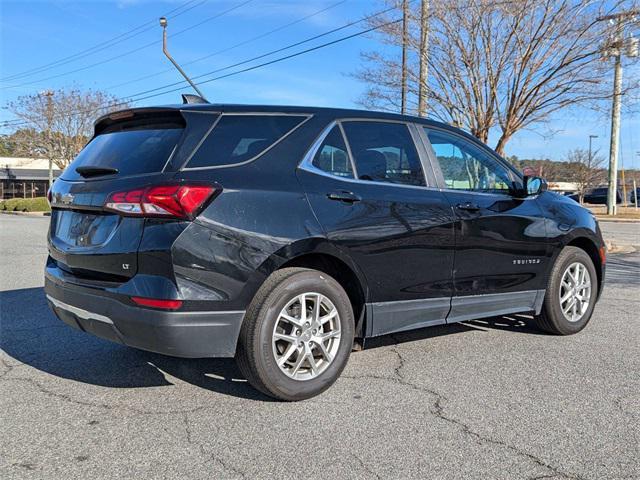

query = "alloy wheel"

[559,261,592,323]
[272,292,342,381]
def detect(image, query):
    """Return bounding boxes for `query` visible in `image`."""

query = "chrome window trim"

[298,118,433,191]
[181,112,312,171]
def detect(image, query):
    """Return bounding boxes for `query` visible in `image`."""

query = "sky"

[0,0,638,170]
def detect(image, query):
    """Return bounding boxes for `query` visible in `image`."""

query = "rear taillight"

[105,184,216,219]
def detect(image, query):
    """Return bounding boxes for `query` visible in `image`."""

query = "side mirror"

[523,176,547,196]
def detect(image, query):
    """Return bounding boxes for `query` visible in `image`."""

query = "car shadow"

[1,287,545,399]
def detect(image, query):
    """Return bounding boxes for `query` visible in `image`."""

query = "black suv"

[578,187,623,205]
[46,103,606,400]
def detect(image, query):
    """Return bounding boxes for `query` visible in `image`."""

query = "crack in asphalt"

[0,356,16,379]
[348,451,382,480]
[344,339,585,480]
[182,413,247,479]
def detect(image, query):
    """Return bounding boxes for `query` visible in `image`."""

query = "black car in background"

[46,102,606,400]
[577,187,623,205]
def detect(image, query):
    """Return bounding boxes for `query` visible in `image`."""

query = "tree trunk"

[400,0,409,114]
[494,132,512,156]
[417,0,430,117]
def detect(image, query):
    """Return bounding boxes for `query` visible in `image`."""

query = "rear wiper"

[75,166,119,178]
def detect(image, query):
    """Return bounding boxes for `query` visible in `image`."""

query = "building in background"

[0,157,61,199]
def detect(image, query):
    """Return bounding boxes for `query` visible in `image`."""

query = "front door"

[421,126,549,323]
[297,120,456,336]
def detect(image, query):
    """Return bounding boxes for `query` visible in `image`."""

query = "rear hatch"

[48,108,215,282]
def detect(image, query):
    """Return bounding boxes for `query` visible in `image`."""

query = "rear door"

[420,126,548,322]
[298,120,456,337]
[48,109,213,280]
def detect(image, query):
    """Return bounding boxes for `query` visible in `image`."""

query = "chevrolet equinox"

[46,102,606,400]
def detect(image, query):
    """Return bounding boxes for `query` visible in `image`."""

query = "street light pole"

[588,134,598,165]
[159,17,207,100]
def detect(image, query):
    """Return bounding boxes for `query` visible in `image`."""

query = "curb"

[594,216,640,223]
[0,211,50,217]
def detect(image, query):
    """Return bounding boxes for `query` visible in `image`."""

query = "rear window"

[185,114,307,169]
[62,127,183,180]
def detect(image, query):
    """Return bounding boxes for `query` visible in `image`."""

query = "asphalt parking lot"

[1,214,638,480]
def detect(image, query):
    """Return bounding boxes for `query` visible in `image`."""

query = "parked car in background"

[629,188,640,205]
[45,102,606,400]
[578,187,623,205]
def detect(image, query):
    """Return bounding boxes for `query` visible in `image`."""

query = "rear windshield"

[185,114,307,169]
[61,127,183,180]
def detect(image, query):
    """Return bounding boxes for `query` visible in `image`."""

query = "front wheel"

[236,267,354,401]
[535,246,598,335]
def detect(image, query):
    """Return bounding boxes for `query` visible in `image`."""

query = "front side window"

[187,115,306,168]
[425,128,515,193]
[311,126,353,178]
[342,121,425,187]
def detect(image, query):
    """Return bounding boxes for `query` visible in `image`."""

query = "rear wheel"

[536,246,598,335]
[236,267,354,401]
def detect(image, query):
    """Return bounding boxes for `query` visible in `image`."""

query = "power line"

[1,0,253,90]
[118,4,398,101]
[0,0,206,83]
[105,0,348,91]
[1,17,402,130]
[2,0,517,129]
[2,19,402,127]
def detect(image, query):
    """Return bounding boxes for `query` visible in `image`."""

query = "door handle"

[456,202,480,212]
[327,191,362,203]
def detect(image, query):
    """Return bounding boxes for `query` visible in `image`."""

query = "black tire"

[236,267,354,401]
[536,246,598,335]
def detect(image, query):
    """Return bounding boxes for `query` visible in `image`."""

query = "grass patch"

[0,197,51,212]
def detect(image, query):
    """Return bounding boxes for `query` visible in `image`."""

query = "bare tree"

[6,87,127,173]
[354,0,639,153]
[566,148,606,203]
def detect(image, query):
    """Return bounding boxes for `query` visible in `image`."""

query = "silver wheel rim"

[559,262,592,323]
[272,292,341,381]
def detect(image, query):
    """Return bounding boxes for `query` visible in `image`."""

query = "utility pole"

[400,0,409,115]
[41,90,54,190]
[417,0,430,117]
[598,10,639,215]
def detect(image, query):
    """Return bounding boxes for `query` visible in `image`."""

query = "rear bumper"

[44,274,245,358]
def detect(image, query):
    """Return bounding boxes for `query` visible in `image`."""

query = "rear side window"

[311,126,353,178]
[186,115,307,169]
[62,127,183,180]
[341,121,425,186]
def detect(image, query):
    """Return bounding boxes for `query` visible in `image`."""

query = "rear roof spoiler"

[93,108,186,135]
